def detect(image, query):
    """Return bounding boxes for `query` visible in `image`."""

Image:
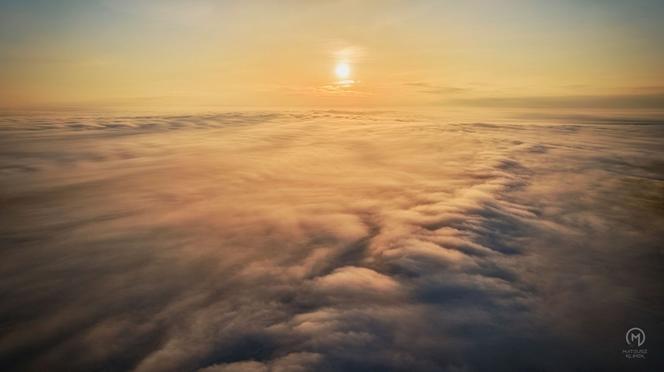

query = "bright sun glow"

[335,62,350,79]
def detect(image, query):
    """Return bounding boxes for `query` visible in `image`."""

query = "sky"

[1,0,663,110]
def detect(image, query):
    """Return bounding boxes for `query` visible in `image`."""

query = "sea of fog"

[0,111,662,371]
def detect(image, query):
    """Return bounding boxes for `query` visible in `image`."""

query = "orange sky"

[1,0,663,111]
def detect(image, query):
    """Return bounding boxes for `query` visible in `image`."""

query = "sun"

[335,62,350,80]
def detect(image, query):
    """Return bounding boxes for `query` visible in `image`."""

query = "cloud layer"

[1,111,663,371]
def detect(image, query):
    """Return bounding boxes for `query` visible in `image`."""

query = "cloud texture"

[0,111,663,371]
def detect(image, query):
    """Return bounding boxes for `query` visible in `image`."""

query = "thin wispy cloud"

[405,82,469,95]
[447,93,664,109]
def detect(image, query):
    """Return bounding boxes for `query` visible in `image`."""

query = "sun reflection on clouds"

[336,79,355,87]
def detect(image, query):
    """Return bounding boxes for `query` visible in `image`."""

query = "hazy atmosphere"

[2,0,664,110]
[1,1,663,372]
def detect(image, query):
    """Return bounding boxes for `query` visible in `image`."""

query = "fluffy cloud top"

[0,111,662,371]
